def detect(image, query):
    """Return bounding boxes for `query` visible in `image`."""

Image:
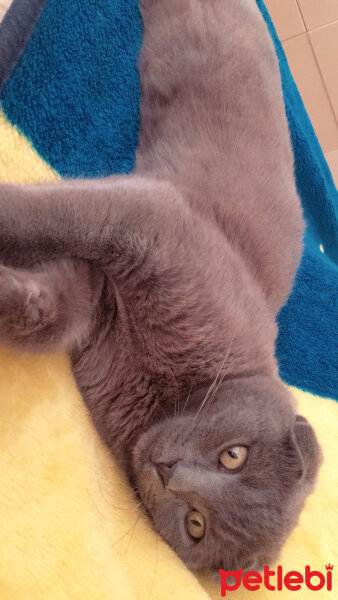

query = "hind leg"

[0,258,103,352]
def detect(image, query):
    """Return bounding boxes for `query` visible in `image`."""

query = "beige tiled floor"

[309,21,338,124]
[1,0,337,184]
[0,0,10,21]
[297,0,338,30]
[265,0,306,40]
[326,149,338,185]
[265,0,338,184]
[283,33,338,152]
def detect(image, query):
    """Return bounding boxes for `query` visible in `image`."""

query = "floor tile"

[325,149,338,187]
[264,0,305,40]
[309,22,338,123]
[297,0,338,30]
[283,33,338,152]
[0,0,12,22]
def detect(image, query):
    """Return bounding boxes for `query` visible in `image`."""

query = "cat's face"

[132,376,321,573]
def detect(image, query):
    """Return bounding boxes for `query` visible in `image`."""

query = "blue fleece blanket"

[0,0,337,400]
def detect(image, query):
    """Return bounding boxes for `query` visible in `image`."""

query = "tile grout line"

[295,0,338,128]
[295,0,308,31]
[295,0,338,34]
[282,31,308,44]
[307,19,338,34]
[281,29,337,123]
[305,33,338,130]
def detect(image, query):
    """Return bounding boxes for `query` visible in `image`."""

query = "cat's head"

[132,376,321,574]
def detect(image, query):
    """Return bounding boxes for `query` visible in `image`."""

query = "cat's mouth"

[151,464,166,489]
[136,461,179,512]
[146,462,175,493]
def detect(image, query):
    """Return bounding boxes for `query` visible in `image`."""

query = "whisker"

[201,338,234,417]
[158,404,169,419]
[112,515,141,552]
[169,367,180,419]
[192,357,226,425]
[122,514,142,555]
[181,383,193,415]
[147,531,159,600]
[175,392,180,418]
[192,337,234,426]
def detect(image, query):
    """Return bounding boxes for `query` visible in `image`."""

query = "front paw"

[0,264,57,348]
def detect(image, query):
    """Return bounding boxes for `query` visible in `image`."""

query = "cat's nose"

[154,461,178,487]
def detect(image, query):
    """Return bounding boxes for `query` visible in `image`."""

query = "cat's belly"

[136,0,303,312]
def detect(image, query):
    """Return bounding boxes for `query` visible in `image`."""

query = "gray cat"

[0,0,321,575]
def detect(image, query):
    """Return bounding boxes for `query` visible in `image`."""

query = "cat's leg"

[0,175,198,349]
[0,258,103,352]
[0,176,189,275]
[0,176,227,355]
[0,176,258,373]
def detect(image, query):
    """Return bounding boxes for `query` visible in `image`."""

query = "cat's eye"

[186,510,205,539]
[219,445,248,471]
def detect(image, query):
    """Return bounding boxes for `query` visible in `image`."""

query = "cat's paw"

[0,264,57,347]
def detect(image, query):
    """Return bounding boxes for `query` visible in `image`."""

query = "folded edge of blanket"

[0,0,47,93]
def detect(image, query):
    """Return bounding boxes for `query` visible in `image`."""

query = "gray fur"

[0,0,321,573]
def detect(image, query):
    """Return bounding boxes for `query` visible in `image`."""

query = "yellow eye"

[219,446,248,470]
[186,510,205,539]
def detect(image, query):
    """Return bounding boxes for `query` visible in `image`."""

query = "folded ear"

[282,415,322,486]
[292,415,322,485]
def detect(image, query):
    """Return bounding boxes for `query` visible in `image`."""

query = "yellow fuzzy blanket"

[0,114,337,600]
